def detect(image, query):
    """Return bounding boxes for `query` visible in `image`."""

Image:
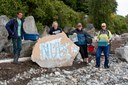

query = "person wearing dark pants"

[79,45,88,61]
[5,12,26,64]
[70,23,92,63]
[12,37,22,62]
[96,23,112,68]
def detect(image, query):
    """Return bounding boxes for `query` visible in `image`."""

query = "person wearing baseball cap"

[95,23,112,68]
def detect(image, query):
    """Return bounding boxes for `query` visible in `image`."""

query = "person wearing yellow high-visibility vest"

[96,23,112,68]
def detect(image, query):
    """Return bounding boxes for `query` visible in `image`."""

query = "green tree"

[25,0,81,28]
[88,0,117,30]
[112,15,128,34]
[0,0,82,32]
[62,0,89,14]
[0,0,28,18]
[125,14,128,24]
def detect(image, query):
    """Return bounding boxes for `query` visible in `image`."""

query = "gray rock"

[4,40,35,57]
[84,24,95,37]
[63,27,75,34]
[0,15,9,52]
[0,15,9,26]
[115,46,128,62]
[40,26,50,37]
[23,16,38,34]
[63,70,73,75]
[74,52,83,62]
[54,72,61,76]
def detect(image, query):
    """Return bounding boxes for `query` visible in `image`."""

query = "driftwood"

[0,57,31,63]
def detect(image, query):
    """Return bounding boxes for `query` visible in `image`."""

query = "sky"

[116,0,128,16]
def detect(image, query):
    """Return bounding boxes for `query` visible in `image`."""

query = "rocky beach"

[0,54,127,85]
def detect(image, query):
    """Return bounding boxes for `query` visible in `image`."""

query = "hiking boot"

[13,54,19,64]
[95,65,100,68]
[104,65,110,69]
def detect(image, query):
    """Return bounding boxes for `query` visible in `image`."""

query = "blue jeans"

[12,37,22,56]
[96,45,110,67]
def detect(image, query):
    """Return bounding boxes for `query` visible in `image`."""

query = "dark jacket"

[5,18,26,39]
[49,27,62,35]
[70,29,92,45]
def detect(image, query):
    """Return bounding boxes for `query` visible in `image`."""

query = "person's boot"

[13,54,19,64]
[104,65,110,69]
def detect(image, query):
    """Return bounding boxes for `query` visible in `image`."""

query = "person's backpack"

[99,30,110,38]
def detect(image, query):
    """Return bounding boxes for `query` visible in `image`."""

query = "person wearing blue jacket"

[5,12,26,64]
[70,23,92,63]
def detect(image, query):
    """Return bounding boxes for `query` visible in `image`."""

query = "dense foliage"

[0,0,128,33]
[111,15,128,34]
[88,0,117,29]
[62,0,89,14]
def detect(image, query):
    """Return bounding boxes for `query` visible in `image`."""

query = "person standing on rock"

[5,12,26,64]
[95,23,112,68]
[49,21,62,35]
[70,23,92,63]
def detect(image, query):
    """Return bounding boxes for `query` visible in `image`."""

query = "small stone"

[123,76,128,80]
[91,60,95,64]
[71,78,77,83]
[54,72,61,76]
[49,73,53,76]
[63,70,72,75]
[86,75,91,79]
[56,68,61,71]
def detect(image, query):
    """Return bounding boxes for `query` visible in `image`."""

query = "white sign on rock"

[31,32,79,68]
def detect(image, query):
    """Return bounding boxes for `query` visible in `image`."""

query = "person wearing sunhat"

[95,23,112,68]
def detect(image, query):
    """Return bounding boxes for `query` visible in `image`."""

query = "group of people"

[5,12,112,69]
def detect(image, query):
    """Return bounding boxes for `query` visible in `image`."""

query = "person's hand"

[95,39,98,43]
[107,39,110,43]
[22,39,24,42]
[37,38,41,42]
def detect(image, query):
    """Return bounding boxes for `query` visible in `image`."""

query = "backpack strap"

[99,29,109,38]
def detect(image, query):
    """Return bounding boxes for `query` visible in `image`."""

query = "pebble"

[0,54,128,85]
[27,55,128,85]
[54,71,61,76]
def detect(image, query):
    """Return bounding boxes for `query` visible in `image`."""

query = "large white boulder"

[31,32,79,68]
